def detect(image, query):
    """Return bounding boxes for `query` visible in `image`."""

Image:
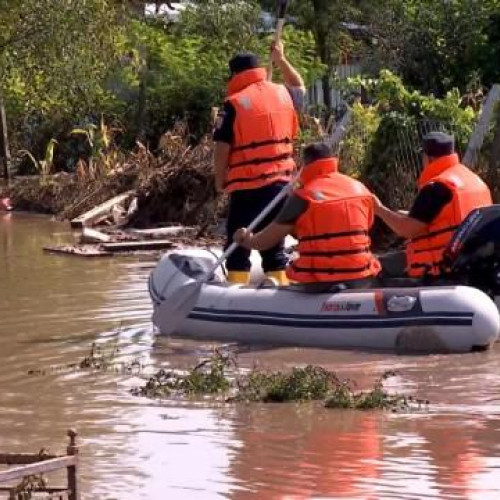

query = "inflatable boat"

[149,206,500,353]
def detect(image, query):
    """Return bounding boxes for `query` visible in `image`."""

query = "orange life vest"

[287,158,381,283]
[224,67,298,193]
[406,154,492,277]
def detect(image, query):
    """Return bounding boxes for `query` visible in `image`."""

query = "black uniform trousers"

[225,181,288,273]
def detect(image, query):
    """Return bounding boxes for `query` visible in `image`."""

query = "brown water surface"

[1,213,500,499]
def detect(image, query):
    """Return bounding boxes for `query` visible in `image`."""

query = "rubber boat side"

[149,251,500,353]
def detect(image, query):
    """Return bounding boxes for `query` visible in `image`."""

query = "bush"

[340,71,478,208]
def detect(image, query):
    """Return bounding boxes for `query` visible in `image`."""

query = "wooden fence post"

[67,429,79,500]
[0,92,11,184]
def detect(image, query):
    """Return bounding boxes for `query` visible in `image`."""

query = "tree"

[255,1,380,113]
[118,1,324,139]
[0,0,120,173]
[370,0,500,96]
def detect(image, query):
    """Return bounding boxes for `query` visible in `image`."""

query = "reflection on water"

[1,213,500,499]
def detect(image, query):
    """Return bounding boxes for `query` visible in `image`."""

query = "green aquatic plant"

[131,350,234,398]
[131,354,428,412]
[234,365,340,403]
[27,331,144,376]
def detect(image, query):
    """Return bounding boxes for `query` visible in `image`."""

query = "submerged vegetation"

[27,340,428,412]
[131,351,428,412]
[27,334,144,376]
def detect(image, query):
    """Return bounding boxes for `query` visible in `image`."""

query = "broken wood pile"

[44,224,224,257]
[2,123,226,230]
[63,122,223,229]
[130,128,224,229]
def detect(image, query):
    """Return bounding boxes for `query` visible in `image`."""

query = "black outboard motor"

[442,205,500,296]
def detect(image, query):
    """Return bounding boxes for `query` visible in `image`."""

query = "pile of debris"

[3,123,224,228]
[44,223,223,258]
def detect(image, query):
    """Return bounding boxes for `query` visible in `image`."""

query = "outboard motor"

[442,205,500,296]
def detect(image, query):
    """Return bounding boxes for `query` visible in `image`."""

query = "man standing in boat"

[234,142,382,291]
[213,41,305,286]
[373,132,492,278]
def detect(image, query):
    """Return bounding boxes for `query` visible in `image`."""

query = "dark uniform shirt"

[409,182,453,224]
[275,193,309,224]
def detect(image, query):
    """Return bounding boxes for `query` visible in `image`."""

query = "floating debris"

[233,365,339,403]
[27,334,144,376]
[131,350,234,398]
[131,353,429,412]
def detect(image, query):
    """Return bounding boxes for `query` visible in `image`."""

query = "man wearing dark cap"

[374,131,492,278]
[234,142,381,290]
[213,41,305,285]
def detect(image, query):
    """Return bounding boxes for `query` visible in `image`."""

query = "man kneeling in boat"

[234,142,382,292]
[374,132,492,279]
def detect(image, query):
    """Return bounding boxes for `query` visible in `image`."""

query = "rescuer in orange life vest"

[374,131,492,278]
[234,142,382,292]
[213,41,305,285]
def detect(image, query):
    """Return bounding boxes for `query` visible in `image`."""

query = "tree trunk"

[0,92,11,184]
[136,69,147,142]
[322,74,332,111]
[488,109,500,202]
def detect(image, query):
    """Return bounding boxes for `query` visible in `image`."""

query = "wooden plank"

[0,456,76,483]
[0,453,57,465]
[43,245,112,257]
[80,227,112,244]
[0,487,69,492]
[70,191,134,228]
[101,239,176,252]
[129,226,196,238]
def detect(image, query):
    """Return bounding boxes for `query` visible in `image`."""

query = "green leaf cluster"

[369,0,500,94]
[339,71,478,207]
[114,2,324,139]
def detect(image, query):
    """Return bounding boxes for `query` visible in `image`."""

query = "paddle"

[267,0,289,82]
[153,181,294,334]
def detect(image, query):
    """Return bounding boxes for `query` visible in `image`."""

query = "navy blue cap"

[422,132,455,157]
[229,53,260,76]
[303,142,333,165]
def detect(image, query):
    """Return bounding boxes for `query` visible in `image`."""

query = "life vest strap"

[232,137,292,152]
[409,261,443,270]
[300,247,370,257]
[229,152,293,169]
[290,262,372,275]
[412,244,447,255]
[299,229,369,243]
[410,225,459,243]
[224,168,293,188]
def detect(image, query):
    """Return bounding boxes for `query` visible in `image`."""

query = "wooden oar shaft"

[267,0,289,81]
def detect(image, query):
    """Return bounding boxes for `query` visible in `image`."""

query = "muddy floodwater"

[1,213,500,499]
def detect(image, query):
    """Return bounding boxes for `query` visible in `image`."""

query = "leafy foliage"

[116,3,324,140]
[340,71,477,207]
[369,0,500,94]
[0,0,120,116]
[19,138,58,183]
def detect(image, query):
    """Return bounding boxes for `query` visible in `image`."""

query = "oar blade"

[153,280,203,335]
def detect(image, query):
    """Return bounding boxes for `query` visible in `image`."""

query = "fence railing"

[0,430,79,500]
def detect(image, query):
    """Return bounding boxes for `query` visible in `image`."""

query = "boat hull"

[149,250,500,353]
